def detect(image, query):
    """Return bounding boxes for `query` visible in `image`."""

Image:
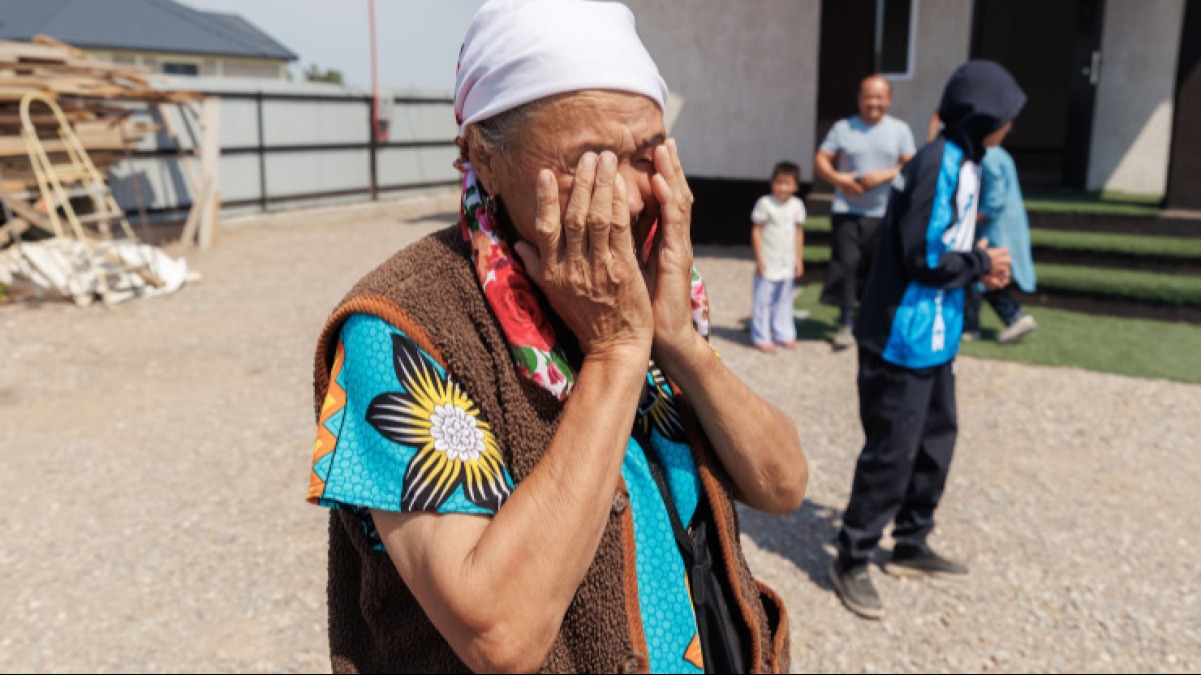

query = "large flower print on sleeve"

[366,334,512,513]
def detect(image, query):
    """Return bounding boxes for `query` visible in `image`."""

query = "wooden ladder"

[19,92,162,305]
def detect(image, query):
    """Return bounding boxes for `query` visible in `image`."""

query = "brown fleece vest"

[312,226,790,674]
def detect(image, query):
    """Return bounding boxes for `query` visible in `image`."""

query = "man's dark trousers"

[820,213,883,310]
[837,347,958,567]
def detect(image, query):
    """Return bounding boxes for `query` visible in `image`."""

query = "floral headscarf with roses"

[458,166,711,400]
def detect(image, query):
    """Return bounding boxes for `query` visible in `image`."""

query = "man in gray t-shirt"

[815,75,916,349]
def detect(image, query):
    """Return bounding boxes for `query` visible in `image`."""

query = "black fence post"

[256,92,268,212]
[368,99,379,201]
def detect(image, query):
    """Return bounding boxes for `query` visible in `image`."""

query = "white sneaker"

[998,315,1037,344]
[832,325,856,350]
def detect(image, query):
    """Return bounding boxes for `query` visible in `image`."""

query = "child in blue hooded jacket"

[829,61,1024,620]
[964,145,1039,343]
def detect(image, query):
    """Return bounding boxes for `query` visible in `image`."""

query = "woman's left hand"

[646,139,699,364]
[644,140,808,515]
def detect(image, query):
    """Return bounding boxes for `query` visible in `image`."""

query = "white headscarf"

[454,0,668,134]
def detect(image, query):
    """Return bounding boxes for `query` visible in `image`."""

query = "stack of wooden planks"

[0,34,205,247]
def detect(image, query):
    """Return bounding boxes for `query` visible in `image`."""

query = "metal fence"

[108,85,460,224]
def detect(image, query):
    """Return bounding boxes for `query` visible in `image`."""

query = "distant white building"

[624,0,1199,219]
[0,0,297,81]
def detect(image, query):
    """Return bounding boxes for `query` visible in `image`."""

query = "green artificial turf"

[803,215,831,234]
[1022,189,1162,217]
[791,288,1201,384]
[1034,264,1201,306]
[805,213,1201,264]
[1029,229,1201,260]
[806,189,1165,223]
[802,244,830,265]
[799,236,1201,306]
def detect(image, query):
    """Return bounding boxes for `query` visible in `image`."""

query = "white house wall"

[1087,0,1185,196]
[886,0,973,145]
[624,1,821,182]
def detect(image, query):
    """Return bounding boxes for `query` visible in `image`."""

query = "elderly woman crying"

[305,1,807,672]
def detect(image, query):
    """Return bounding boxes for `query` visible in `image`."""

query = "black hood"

[938,60,1027,161]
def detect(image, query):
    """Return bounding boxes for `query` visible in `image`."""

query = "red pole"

[369,0,383,140]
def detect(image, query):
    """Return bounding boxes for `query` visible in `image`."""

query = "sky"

[180,0,487,94]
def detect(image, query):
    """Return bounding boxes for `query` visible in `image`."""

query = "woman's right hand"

[377,156,659,668]
[514,151,654,361]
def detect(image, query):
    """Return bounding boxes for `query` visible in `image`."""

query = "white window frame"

[876,0,919,82]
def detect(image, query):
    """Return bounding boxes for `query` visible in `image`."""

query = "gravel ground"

[1,199,1198,673]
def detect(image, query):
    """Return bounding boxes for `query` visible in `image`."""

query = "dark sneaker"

[828,561,884,619]
[883,547,969,579]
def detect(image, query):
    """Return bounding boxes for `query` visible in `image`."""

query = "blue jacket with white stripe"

[855,60,1026,369]
[853,136,993,369]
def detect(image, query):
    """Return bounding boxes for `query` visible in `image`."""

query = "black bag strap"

[646,448,751,675]
[644,448,699,562]
[643,449,715,668]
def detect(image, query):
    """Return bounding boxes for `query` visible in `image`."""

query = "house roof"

[0,0,297,61]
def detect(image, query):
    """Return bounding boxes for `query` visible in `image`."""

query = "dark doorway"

[971,0,1106,189]
[815,0,876,189]
[1166,0,1201,211]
